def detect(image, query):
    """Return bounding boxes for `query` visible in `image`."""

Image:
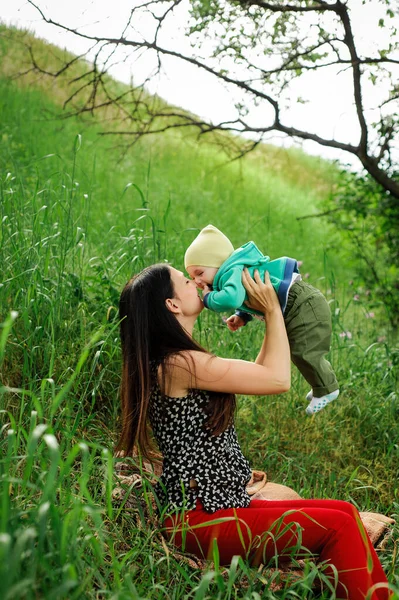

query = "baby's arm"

[235,309,253,325]
[225,315,245,331]
[225,310,253,331]
[203,267,246,312]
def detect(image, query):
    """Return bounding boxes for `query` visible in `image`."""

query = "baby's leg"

[305,388,339,414]
[285,285,339,413]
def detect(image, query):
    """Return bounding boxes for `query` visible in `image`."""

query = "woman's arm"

[242,269,289,374]
[168,270,290,397]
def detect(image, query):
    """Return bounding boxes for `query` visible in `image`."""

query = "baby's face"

[186,265,218,289]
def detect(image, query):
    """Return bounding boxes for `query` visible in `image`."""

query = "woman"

[117,263,391,600]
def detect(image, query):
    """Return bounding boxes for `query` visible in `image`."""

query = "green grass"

[0,26,398,599]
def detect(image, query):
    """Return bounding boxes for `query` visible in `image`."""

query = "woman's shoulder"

[164,350,215,381]
[161,350,214,396]
[166,350,212,369]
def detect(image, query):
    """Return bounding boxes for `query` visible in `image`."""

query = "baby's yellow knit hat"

[184,224,234,269]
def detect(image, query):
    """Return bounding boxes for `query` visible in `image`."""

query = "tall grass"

[0,57,398,598]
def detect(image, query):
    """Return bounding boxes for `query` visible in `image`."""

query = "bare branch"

[23,0,399,199]
[28,1,280,111]
[335,0,368,151]
[237,0,340,13]
[297,208,341,220]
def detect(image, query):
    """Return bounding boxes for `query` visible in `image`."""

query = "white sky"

[2,0,398,167]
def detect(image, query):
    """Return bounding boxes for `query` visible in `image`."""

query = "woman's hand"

[242,269,280,317]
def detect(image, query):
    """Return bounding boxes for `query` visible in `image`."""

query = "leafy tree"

[25,0,399,198]
[322,167,399,327]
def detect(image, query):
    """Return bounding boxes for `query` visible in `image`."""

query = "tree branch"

[24,0,399,199]
[238,0,339,13]
[335,0,368,152]
[296,208,341,220]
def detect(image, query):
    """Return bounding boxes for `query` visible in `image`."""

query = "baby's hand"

[224,315,245,332]
[201,284,212,297]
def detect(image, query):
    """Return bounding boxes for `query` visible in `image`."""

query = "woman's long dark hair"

[116,263,236,459]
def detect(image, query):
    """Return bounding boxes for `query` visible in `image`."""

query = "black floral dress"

[148,375,252,514]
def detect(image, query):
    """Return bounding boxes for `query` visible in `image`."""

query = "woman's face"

[168,266,204,317]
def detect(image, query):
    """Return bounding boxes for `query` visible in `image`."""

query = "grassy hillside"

[0,25,342,261]
[0,25,398,600]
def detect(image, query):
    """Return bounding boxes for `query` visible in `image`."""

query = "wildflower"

[353,294,360,301]
[365,312,375,319]
[339,331,352,339]
[365,289,371,296]
[349,280,353,286]
[377,336,386,343]
[303,273,310,279]
[297,260,303,268]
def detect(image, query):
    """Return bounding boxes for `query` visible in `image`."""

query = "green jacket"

[203,241,299,317]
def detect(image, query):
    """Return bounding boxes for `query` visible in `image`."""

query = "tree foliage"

[322,165,399,327]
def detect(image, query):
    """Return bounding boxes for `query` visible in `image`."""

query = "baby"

[184,224,339,415]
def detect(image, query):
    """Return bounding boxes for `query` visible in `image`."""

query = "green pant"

[284,280,338,397]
